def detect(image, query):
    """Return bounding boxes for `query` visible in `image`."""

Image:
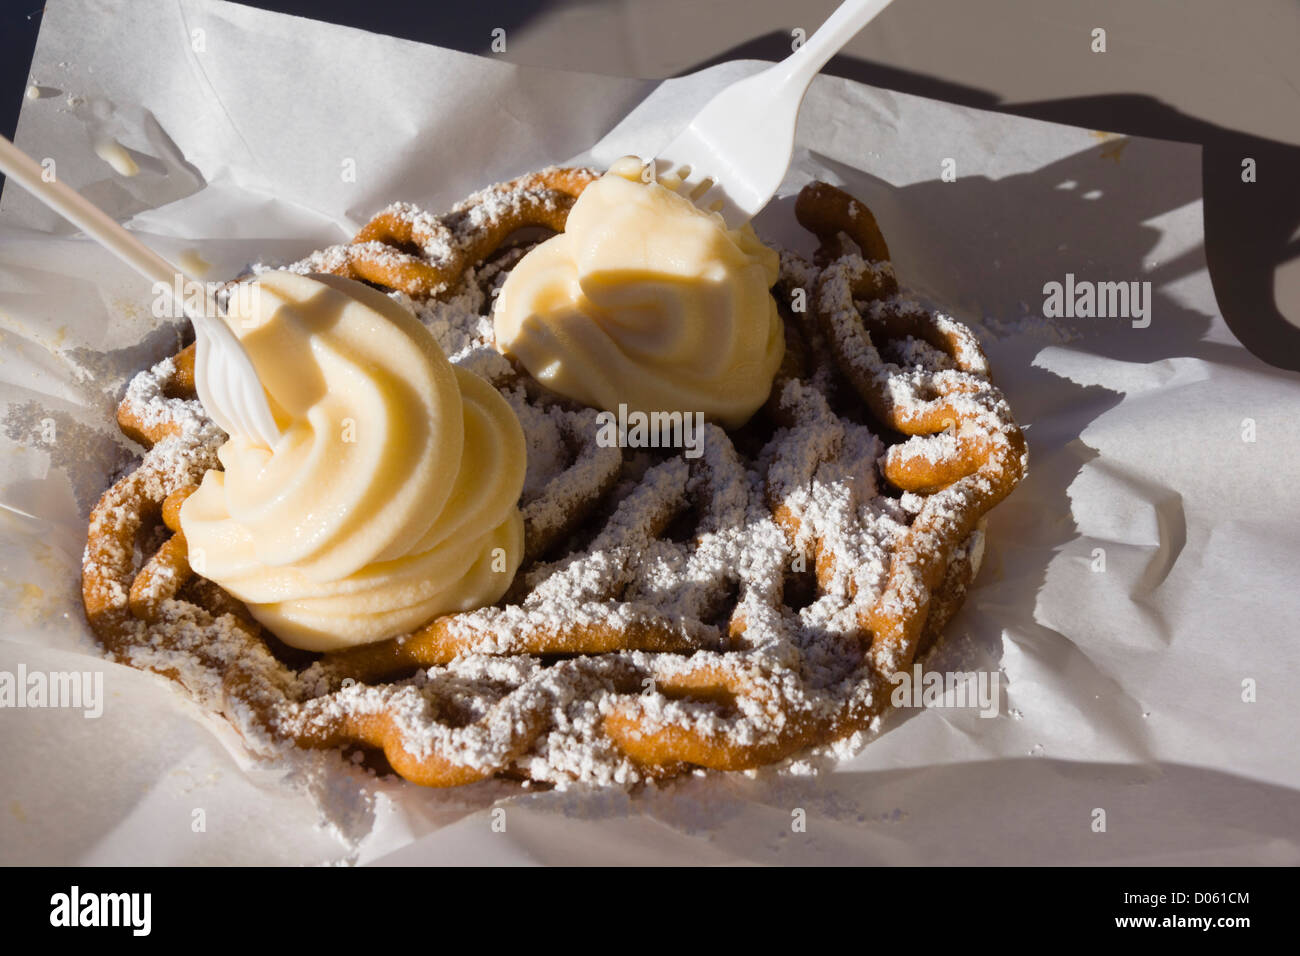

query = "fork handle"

[0,132,279,445]
[0,133,188,292]
[0,135,231,373]
[0,134,237,349]
[779,0,894,87]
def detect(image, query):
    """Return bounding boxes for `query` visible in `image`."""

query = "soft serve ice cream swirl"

[180,271,525,652]
[493,159,784,429]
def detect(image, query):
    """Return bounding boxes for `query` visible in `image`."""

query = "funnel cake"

[82,169,1026,787]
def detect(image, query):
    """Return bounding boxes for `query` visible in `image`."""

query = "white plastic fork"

[0,134,281,448]
[652,0,894,227]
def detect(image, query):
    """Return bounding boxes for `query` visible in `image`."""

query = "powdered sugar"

[83,181,1023,792]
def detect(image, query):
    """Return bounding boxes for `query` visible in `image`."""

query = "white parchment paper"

[2,0,1297,865]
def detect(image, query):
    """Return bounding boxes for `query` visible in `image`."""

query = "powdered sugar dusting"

[83,180,1023,795]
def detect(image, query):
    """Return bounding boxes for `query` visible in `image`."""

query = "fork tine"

[240,366,273,447]
[213,339,245,440]
[217,345,244,439]
[230,349,260,443]
[204,335,236,438]
[192,330,223,437]
[196,308,280,447]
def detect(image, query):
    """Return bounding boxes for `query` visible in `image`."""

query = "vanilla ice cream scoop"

[180,271,525,651]
[492,160,784,429]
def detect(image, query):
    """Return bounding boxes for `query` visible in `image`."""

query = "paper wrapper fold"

[2,0,1297,865]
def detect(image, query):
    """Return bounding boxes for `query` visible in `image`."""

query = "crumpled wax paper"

[2,0,1297,865]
